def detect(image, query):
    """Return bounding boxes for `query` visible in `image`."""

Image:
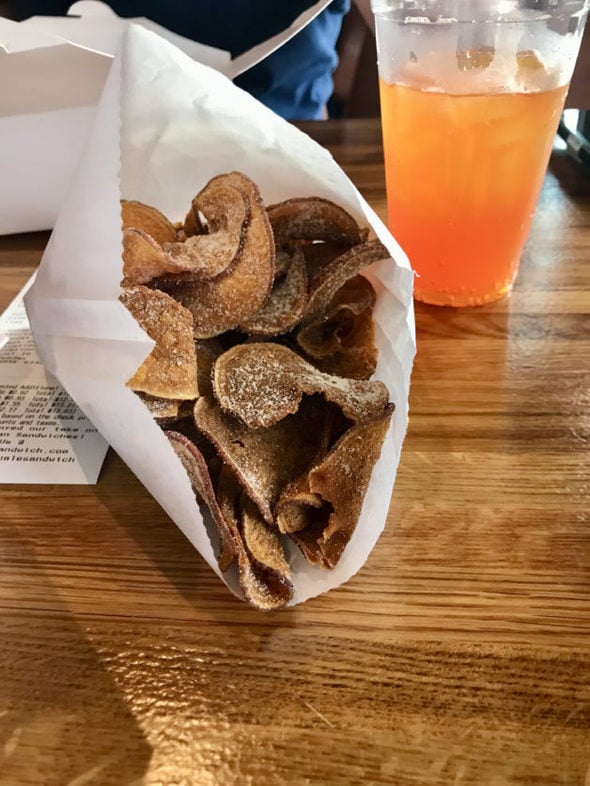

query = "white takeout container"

[0,0,331,235]
[25,25,416,606]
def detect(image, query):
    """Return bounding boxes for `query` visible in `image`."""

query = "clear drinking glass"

[371,0,589,306]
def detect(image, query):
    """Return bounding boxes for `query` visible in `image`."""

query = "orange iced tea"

[379,77,568,306]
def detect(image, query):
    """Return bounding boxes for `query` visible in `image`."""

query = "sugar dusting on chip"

[267,197,363,245]
[120,285,199,400]
[162,179,249,280]
[213,342,389,429]
[155,172,275,338]
[239,247,308,337]
[121,199,178,245]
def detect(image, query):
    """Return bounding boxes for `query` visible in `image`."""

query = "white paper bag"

[25,25,416,606]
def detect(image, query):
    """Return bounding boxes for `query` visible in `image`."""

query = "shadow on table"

[93,452,299,629]
[0,524,152,786]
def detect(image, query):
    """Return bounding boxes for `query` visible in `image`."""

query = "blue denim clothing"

[236,0,351,120]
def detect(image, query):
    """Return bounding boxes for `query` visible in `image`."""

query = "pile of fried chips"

[120,172,394,610]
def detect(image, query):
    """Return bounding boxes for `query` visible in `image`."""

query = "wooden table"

[0,119,589,786]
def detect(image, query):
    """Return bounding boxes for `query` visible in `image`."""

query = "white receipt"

[0,276,108,483]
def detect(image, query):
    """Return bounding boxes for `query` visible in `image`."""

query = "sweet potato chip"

[169,425,294,610]
[122,228,203,286]
[302,240,388,326]
[120,285,199,400]
[306,308,377,380]
[213,342,389,429]
[121,199,178,245]
[267,197,363,245]
[275,472,324,534]
[274,248,294,276]
[298,275,376,359]
[297,275,378,380]
[166,431,238,572]
[239,247,308,337]
[301,240,352,282]
[285,407,393,568]
[215,467,293,610]
[137,393,194,424]
[194,338,225,397]
[194,394,331,524]
[182,202,205,238]
[157,172,275,338]
[239,496,293,610]
[163,178,249,280]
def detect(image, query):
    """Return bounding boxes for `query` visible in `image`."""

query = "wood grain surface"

[0,119,589,786]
